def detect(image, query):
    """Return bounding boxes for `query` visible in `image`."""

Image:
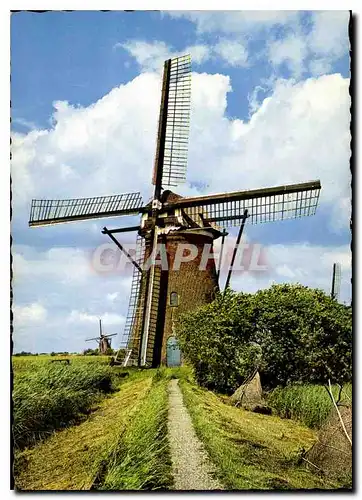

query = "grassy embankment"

[13,357,174,490]
[179,377,341,490]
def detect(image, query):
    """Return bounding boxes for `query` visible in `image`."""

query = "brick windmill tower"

[29,54,321,367]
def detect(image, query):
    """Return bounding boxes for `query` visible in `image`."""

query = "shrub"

[177,289,257,394]
[176,284,352,393]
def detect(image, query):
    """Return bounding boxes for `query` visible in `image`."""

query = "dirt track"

[167,379,222,491]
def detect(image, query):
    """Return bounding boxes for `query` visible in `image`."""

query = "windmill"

[85,318,117,354]
[28,54,321,368]
[330,262,341,302]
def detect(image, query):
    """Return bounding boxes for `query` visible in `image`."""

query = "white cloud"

[268,34,308,78]
[214,39,248,67]
[308,11,350,59]
[120,40,212,72]
[120,39,249,71]
[12,70,351,231]
[67,310,125,326]
[107,292,119,302]
[308,58,333,77]
[13,246,92,285]
[12,117,38,130]
[266,11,349,79]
[13,302,47,326]
[11,72,162,208]
[167,11,299,34]
[228,243,351,303]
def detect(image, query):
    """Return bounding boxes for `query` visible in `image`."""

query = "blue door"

[166,336,181,367]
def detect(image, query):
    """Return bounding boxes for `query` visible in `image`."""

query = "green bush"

[177,290,257,393]
[176,284,352,394]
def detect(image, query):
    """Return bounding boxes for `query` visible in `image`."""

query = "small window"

[170,291,179,307]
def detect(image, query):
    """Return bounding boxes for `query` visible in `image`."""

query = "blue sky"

[11,10,351,353]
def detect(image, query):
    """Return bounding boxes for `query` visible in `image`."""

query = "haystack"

[306,404,352,486]
[230,371,270,413]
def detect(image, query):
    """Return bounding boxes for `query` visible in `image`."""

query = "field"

[12,356,350,491]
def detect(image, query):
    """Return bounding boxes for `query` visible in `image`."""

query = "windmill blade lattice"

[29,192,144,226]
[121,234,146,357]
[153,54,191,189]
[167,181,321,228]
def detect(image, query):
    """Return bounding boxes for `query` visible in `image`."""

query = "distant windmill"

[330,262,342,302]
[85,319,117,354]
[29,54,321,368]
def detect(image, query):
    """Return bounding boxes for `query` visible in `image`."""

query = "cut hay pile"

[306,404,352,487]
[230,371,271,414]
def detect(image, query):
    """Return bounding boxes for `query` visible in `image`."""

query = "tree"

[83,348,99,356]
[176,284,352,393]
[251,284,352,388]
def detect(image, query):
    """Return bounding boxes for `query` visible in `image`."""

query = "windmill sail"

[153,54,191,193]
[29,192,144,227]
[166,181,321,228]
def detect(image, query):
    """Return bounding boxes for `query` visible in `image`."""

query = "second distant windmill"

[85,319,118,354]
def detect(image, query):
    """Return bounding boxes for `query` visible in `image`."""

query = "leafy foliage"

[176,284,352,393]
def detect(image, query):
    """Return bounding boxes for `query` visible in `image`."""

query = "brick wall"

[127,227,221,367]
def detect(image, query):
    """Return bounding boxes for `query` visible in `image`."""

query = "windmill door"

[166,337,181,367]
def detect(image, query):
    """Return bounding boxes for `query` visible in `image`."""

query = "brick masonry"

[129,227,220,367]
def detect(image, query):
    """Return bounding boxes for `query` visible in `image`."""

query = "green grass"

[14,375,154,490]
[12,355,130,449]
[14,368,174,491]
[98,376,173,490]
[179,378,340,490]
[267,383,352,429]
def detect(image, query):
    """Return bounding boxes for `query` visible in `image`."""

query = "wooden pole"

[224,210,248,291]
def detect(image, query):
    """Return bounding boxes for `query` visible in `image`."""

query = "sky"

[10,10,351,354]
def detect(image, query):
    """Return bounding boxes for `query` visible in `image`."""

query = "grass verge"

[98,376,173,490]
[267,383,352,429]
[179,379,340,490]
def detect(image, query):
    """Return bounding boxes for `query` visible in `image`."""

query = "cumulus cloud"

[166,11,299,34]
[12,244,133,352]
[13,302,47,326]
[267,11,350,79]
[12,70,350,230]
[214,39,249,67]
[308,11,350,59]
[120,39,248,70]
[11,54,351,353]
[119,40,212,72]
[67,310,125,326]
[268,34,308,78]
[165,11,349,80]
[228,243,351,303]
[11,72,162,209]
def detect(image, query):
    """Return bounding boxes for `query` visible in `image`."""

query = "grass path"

[168,379,222,490]
[14,377,152,490]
